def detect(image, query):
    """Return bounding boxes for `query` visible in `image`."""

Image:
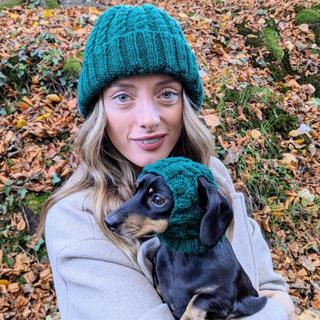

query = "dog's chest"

[154,243,224,318]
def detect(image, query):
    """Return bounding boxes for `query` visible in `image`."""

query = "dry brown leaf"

[47,94,62,102]
[4,130,14,144]
[238,114,249,122]
[22,96,33,106]
[16,102,30,111]
[298,24,309,33]
[282,153,297,165]
[310,296,320,310]
[203,114,220,128]
[251,129,261,139]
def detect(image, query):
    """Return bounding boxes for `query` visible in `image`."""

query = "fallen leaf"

[298,189,315,207]
[308,144,316,156]
[289,130,300,137]
[22,96,33,106]
[282,153,297,165]
[204,114,220,128]
[36,113,51,120]
[178,13,188,18]
[16,102,30,111]
[47,94,61,102]
[0,280,10,286]
[251,129,261,139]
[42,10,54,17]
[310,295,320,309]
[285,79,301,88]
[17,119,27,129]
[4,131,14,144]
[238,114,249,122]
[17,218,26,231]
[299,24,309,33]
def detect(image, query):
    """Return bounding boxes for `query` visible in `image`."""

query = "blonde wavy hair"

[38,91,224,264]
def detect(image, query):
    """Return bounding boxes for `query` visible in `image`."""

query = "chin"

[131,154,169,169]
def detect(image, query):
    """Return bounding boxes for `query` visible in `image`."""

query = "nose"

[104,216,121,231]
[136,98,160,131]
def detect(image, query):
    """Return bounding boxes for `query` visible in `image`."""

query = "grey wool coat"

[45,157,289,320]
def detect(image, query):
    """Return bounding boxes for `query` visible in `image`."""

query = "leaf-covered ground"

[0,0,319,319]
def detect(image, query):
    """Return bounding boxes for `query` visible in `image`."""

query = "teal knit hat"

[140,157,218,255]
[78,4,203,119]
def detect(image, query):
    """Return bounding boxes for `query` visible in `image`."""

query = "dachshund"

[105,171,267,320]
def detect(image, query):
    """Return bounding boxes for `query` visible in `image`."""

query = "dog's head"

[105,170,233,249]
[105,173,174,238]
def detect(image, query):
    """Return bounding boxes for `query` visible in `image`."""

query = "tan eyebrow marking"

[149,188,153,193]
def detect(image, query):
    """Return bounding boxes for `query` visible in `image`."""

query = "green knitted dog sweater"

[78,4,203,119]
[141,157,218,255]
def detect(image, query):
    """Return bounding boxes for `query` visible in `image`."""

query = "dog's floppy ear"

[198,176,234,248]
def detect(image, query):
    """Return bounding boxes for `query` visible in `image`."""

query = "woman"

[38,4,295,320]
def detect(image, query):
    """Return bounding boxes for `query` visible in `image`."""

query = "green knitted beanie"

[78,4,203,119]
[140,157,218,255]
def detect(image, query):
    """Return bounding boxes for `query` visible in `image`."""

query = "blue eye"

[116,94,129,102]
[161,91,174,99]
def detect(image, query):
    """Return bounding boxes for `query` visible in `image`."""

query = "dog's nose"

[104,217,120,231]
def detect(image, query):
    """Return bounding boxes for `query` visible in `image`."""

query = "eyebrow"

[109,78,180,88]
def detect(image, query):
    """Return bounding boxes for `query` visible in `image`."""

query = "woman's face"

[103,74,183,169]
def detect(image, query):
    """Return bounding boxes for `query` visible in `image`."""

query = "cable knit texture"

[78,4,203,118]
[140,157,218,255]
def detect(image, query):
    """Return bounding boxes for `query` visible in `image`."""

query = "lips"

[139,137,161,144]
[134,135,165,150]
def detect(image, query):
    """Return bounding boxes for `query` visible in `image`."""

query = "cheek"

[105,110,131,136]
[171,105,183,130]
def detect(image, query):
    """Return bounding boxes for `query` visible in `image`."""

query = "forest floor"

[0,0,319,319]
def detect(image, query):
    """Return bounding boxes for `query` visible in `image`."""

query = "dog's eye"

[152,195,165,206]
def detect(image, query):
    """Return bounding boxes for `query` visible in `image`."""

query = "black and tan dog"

[105,159,267,320]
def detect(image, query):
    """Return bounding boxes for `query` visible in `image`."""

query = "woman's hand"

[259,289,295,320]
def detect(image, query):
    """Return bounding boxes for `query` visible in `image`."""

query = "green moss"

[261,28,284,62]
[44,0,60,9]
[268,51,294,82]
[296,8,320,45]
[312,3,320,11]
[236,22,254,37]
[0,0,24,11]
[224,89,241,103]
[0,227,28,254]
[203,95,215,109]
[76,51,84,59]
[224,86,262,104]
[62,57,82,79]
[265,107,298,136]
[296,8,320,24]
[223,85,297,137]
[22,192,49,215]
[236,23,261,48]
[294,5,307,14]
